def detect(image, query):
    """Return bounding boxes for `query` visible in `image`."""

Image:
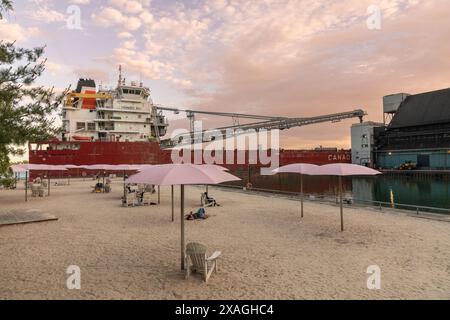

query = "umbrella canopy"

[272,163,318,174]
[46,165,69,171]
[78,164,118,170]
[63,164,82,169]
[203,164,229,171]
[10,164,28,173]
[10,163,67,171]
[116,164,142,171]
[136,164,153,171]
[272,163,319,218]
[126,163,238,186]
[126,163,240,270]
[308,163,381,176]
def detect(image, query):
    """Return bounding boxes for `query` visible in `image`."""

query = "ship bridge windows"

[122,89,143,96]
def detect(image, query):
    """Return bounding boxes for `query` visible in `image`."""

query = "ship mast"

[117,65,122,88]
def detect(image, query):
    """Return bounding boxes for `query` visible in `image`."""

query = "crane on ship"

[155,106,366,148]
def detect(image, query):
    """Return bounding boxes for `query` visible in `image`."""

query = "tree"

[0,0,66,175]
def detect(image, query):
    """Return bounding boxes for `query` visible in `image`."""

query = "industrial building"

[373,88,450,170]
[351,121,383,166]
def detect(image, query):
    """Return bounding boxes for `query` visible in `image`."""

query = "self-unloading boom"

[158,107,366,148]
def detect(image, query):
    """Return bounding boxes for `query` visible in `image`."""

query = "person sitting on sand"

[186,207,206,220]
[202,192,218,207]
[126,184,134,193]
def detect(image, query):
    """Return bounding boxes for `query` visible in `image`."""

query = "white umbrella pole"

[300,174,304,218]
[25,171,28,202]
[180,184,185,270]
[47,171,50,196]
[171,185,174,222]
[339,176,344,232]
[158,185,160,204]
[123,170,126,204]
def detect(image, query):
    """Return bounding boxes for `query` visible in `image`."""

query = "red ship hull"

[29,141,350,167]
[28,141,350,182]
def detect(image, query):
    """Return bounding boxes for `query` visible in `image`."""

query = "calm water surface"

[227,167,450,211]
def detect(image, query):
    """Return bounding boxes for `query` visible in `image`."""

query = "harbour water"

[352,175,450,211]
[228,167,450,213]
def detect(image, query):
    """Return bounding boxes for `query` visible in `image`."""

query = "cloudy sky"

[1,0,449,148]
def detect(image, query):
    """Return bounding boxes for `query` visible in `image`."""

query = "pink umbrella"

[203,164,229,171]
[79,164,117,170]
[11,163,62,171]
[63,164,81,169]
[10,164,67,201]
[127,164,237,186]
[10,164,28,173]
[127,164,240,270]
[272,163,319,218]
[136,164,154,171]
[309,163,381,231]
[115,164,142,171]
[310,163,381,176]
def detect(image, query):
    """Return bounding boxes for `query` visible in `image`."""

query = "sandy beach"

[0,178,449,300]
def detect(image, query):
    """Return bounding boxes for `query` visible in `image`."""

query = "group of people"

[93,177,112,193]
[185,191,219,220]
[124,183,156,205]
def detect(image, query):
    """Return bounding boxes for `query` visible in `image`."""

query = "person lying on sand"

[185,207,207,220]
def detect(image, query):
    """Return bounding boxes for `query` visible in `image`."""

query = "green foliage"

[0,177,15,189]
[0,1,67,175]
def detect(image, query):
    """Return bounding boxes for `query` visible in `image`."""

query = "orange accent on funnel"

[81,90,97,110]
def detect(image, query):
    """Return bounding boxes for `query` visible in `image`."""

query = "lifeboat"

[72,136,91,141]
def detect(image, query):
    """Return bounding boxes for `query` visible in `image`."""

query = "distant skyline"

[2,0,449,149]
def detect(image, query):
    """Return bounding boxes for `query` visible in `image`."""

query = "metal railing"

[217,184,450,216]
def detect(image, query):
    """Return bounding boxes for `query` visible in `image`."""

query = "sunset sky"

[2,0,449,149]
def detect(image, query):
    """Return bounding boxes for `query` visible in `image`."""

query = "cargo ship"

[29,70,362,179]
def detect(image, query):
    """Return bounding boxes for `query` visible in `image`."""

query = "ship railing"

[216,184,450,216]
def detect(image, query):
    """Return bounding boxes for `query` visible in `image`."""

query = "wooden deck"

[0,209,58,227]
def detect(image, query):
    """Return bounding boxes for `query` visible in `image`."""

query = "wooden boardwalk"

[0,209,58,227]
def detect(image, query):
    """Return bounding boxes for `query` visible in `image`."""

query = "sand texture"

[0,179,449,299]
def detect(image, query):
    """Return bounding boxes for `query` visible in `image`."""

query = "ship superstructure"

[62,68,167,143]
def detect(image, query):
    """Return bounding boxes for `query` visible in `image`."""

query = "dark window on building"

[76,122,85,130]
